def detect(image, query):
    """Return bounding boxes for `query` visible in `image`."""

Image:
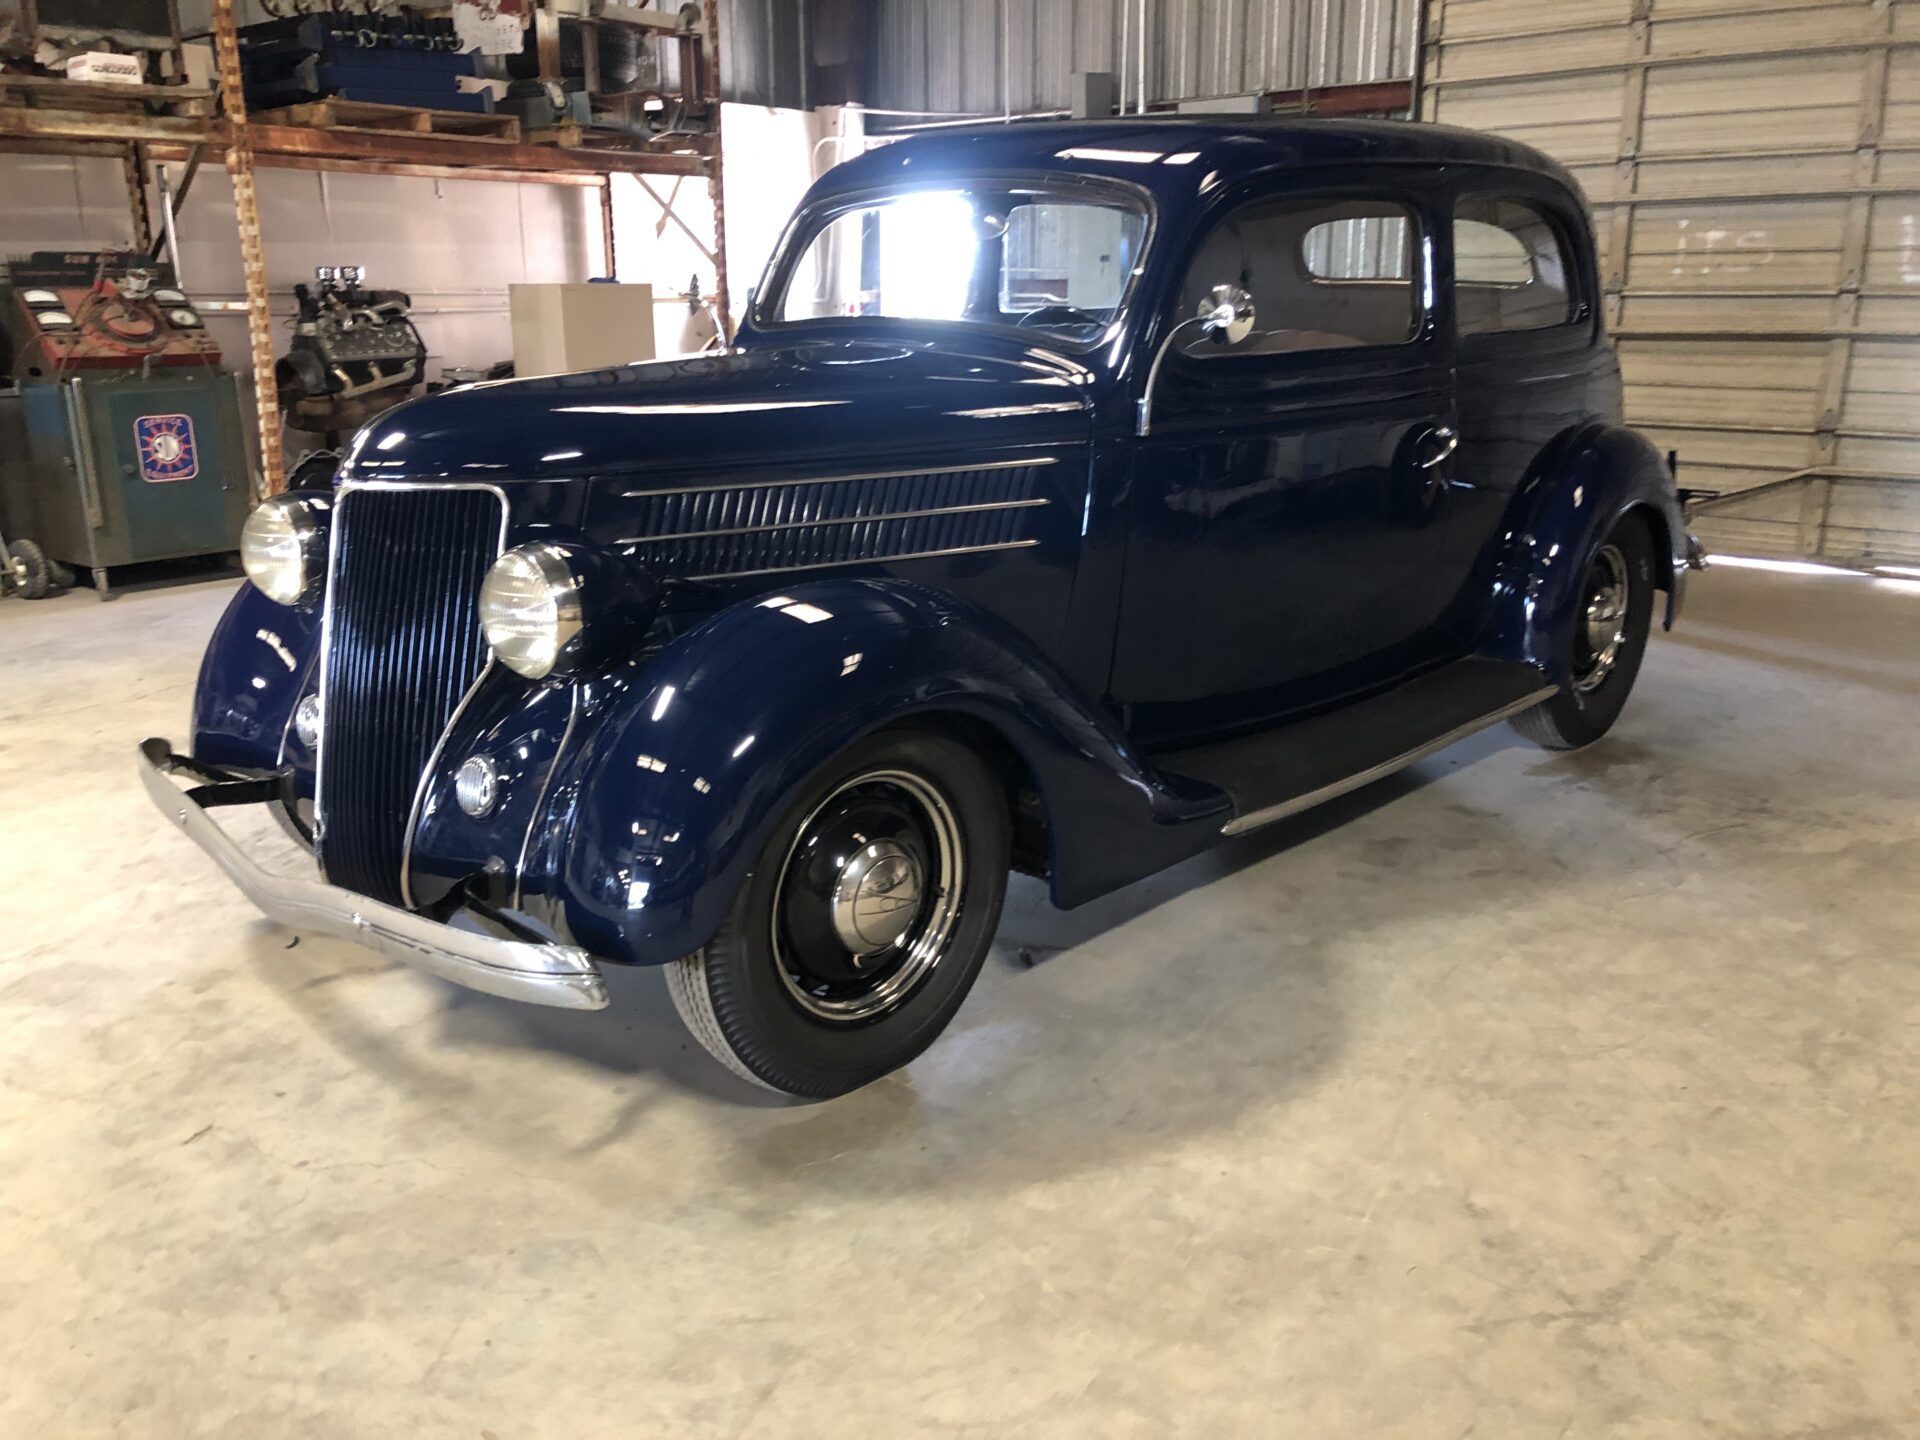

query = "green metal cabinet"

[12,372,253,592]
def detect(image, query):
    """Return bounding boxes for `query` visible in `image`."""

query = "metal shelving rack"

[0,0,730,494]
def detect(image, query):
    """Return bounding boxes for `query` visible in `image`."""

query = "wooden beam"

[704,0,731,337]
[1261,79,1416,117]
[0,113,709,179]
[246,150,609,187]
[0,135,139,159]
[211,0,283,498]
[123,144,154,253]
[246,122,713,177]
[600,178,617,278]
[0,106,219,146]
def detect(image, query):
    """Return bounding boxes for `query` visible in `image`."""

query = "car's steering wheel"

[1015,304,1102,329]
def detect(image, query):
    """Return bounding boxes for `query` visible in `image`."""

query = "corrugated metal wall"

[719,0,814,107]
[1427,0,1920,565]
[867,0,1419,116]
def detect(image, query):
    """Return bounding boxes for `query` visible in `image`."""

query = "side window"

[1177,195,1420,357]
[1454,196,1577,336]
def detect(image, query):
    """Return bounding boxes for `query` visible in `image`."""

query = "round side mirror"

[1198,284,1256,346]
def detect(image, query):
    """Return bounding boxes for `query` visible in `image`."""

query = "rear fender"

[531,580,1229,967]
[1481,423,1688,685]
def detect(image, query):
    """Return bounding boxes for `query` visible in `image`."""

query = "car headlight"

[240,494,328,605]
[480,543,584,679]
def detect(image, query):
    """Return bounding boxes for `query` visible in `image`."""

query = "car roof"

[812,116,1585,209]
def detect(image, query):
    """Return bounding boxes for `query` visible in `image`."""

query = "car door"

[1430,179,1613,652]
[1108,175,1461,748]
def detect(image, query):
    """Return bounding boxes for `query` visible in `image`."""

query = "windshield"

[765,182,1150,345]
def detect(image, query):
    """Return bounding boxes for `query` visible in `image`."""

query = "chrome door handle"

[1416,425,1459,470]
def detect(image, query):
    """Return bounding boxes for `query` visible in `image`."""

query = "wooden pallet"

[258,99,522,143]
[527,121,634,150]
[0,71,216,118]
[527,122,711,155]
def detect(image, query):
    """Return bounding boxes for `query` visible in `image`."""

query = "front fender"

[534,581,1229,967]
[190,582,322,780]
[1481,423,1688,685]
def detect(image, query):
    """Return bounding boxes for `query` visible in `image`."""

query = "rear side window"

[1454,196,1577,335]
[1176,195,1420,357]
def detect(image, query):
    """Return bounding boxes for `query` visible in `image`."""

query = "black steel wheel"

[667,729,1010,1099]
[1512,513,1658,751]
[7,539,51,600]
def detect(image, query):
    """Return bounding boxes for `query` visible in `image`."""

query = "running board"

[1152,659,1557,837]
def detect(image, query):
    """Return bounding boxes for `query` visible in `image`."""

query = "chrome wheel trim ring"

[770,768,965,1023]
[1573,543,1630,694]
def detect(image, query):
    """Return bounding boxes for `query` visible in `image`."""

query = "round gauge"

[36,309,75,328]
[154,288,187,306]
[167,308,202,328]
[22,288,61,307]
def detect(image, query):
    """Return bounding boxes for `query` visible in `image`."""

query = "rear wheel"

[666,729,1010,1098]
[1512,513,1657,751]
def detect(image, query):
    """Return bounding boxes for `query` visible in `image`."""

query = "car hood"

[341,338,1097,485]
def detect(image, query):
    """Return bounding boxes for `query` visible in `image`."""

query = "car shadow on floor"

[248,723,1540,1180]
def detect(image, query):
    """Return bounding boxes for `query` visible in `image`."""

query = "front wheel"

[1511,512,1657,751]
[666,729,1010,1098]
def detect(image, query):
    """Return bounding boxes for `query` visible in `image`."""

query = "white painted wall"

[611,102,868,347]
[0,102,865,382]
[0,150,597,378]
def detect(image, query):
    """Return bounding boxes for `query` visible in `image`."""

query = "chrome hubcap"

[1574,543,1630,694]
[830,840,924,956]
[772,769,964,1023]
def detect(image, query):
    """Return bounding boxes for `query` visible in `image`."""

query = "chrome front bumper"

[139,739,608,1011]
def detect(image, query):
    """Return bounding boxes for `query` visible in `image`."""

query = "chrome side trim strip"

[275,651,319,768]
[616,497,1050,547]
[400,659,498,910]
[618,455,1056,500]
[685,537,1040,582]
[513,683,581,909]
[1219,686,1559,838]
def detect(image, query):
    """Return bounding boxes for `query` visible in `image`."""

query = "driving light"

[240,494,328,605]
[292,694,322,749]
[455,755,500,817]
[479,544,583,679]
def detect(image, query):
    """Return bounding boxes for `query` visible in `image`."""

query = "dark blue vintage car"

[142,117,1692,1098]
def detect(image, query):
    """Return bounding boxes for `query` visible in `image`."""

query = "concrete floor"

[2,564,1917,1439]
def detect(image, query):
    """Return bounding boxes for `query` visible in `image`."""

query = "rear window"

[1455,196,1578,335]
[1176,195,1421,356]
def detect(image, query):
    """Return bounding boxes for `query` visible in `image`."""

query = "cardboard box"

[67,51,145,86]
[510,282,657,377]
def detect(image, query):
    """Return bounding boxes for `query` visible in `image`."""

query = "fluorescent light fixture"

[1871,563,1920,579]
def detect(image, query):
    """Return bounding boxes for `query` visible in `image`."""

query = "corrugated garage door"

[1424,0,1920,564]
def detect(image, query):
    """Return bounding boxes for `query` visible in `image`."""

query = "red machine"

[4,251,222,374]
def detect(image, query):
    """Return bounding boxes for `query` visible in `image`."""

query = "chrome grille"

[316,484,505,906]
[617,460,1050,580]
